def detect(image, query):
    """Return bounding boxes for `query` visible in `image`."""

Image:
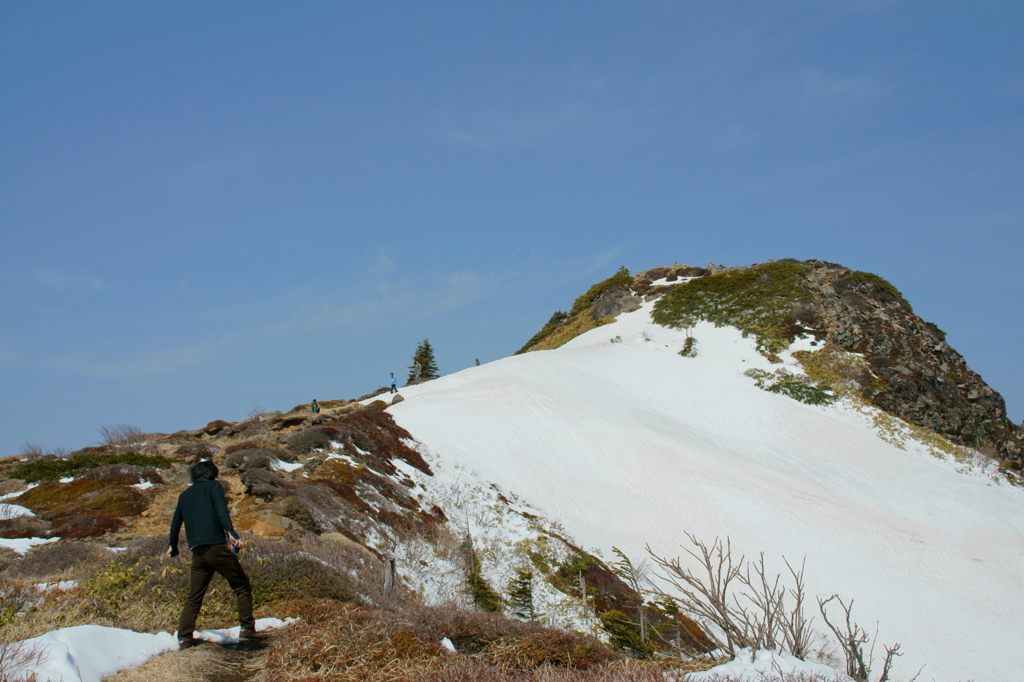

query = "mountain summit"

[520,259,1023,470]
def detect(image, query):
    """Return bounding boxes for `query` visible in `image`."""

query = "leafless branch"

[98,423,146,452]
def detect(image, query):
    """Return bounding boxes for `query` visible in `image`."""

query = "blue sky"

[1,1,1021,456]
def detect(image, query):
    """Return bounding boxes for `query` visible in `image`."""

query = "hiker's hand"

[230,536,243,552]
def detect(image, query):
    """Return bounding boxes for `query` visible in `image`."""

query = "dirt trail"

[105,637,270,682]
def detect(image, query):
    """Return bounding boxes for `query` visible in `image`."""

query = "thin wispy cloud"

[432,69,643,150]
[796,68,892,114]
[34,269,110,293]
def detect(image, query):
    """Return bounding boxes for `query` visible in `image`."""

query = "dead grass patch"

[16,480,149,521]
[3,541,113,582]
[105,642,261,682]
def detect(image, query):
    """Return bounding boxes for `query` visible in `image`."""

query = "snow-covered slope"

[387,302,1024,682]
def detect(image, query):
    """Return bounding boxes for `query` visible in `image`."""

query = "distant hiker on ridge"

[390,373,397,394]
[167,461,264,649]
[311,399,320,414]
[413,361,422,385]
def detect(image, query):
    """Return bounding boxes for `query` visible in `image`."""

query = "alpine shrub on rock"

[653,261,810,357]
[571,267,634,316]
[241,468,288,500]
[744,368,838,406]
[288,426,337,454]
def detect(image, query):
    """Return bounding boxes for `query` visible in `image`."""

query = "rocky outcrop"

[590,287,641,320]
[800,262,1022,465]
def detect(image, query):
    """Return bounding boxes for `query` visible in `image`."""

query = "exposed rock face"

[799,262,1022,464]
[590,287,641,320]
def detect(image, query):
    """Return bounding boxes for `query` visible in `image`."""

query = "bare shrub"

[818,596,903,682]
[648,535,813,659]
[0,638,45,681]
[248,405,268,421]
[17,443,45,459]
[98,424,147,452]
[649,535,908,682]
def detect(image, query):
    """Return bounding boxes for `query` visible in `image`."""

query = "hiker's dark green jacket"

[168,480,238,557]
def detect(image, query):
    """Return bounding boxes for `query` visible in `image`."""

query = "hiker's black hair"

[190,460,219,484]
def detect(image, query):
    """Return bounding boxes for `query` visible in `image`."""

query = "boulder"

[590,287,641,320]
[251,513,292,538]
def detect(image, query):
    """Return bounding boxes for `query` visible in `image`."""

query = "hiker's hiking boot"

[178,636,203,650]
[239,630,267,642]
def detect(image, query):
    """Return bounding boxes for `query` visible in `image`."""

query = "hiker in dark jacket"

[167,460,263,649]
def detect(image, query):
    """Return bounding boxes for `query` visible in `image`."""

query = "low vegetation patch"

[9,452,174,483]
[847,271,912,311]
[17,480,149,521]
[257,600,635,682]
[516,311,570,355]
[744,368,838,406]
[81,536,353,633]
[652,262,810,357]
[527,312,615,352]
[791,345,885,400]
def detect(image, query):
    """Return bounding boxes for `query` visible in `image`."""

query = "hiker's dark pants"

[177,543,254,639]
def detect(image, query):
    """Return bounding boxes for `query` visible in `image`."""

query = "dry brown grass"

[252,600,652,682]
[527,311,615,352]
[16,480,149,520]
[105,644,263,682]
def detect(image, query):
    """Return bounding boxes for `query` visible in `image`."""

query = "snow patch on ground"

[10,625,176,682]
[9,618,297,682]
[191,617,297,644]
[0,537,60,555]
[0,504,36,519]
[676,649,853,681]
[272,459,304,473]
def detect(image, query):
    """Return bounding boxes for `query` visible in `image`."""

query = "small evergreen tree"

[507,567,541,621]
[407,339,439,384]
[467,563,503,613]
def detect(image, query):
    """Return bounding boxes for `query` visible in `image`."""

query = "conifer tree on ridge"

[408,338,439,384]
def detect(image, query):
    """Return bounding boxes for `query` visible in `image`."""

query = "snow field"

[386,302,1024,682]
